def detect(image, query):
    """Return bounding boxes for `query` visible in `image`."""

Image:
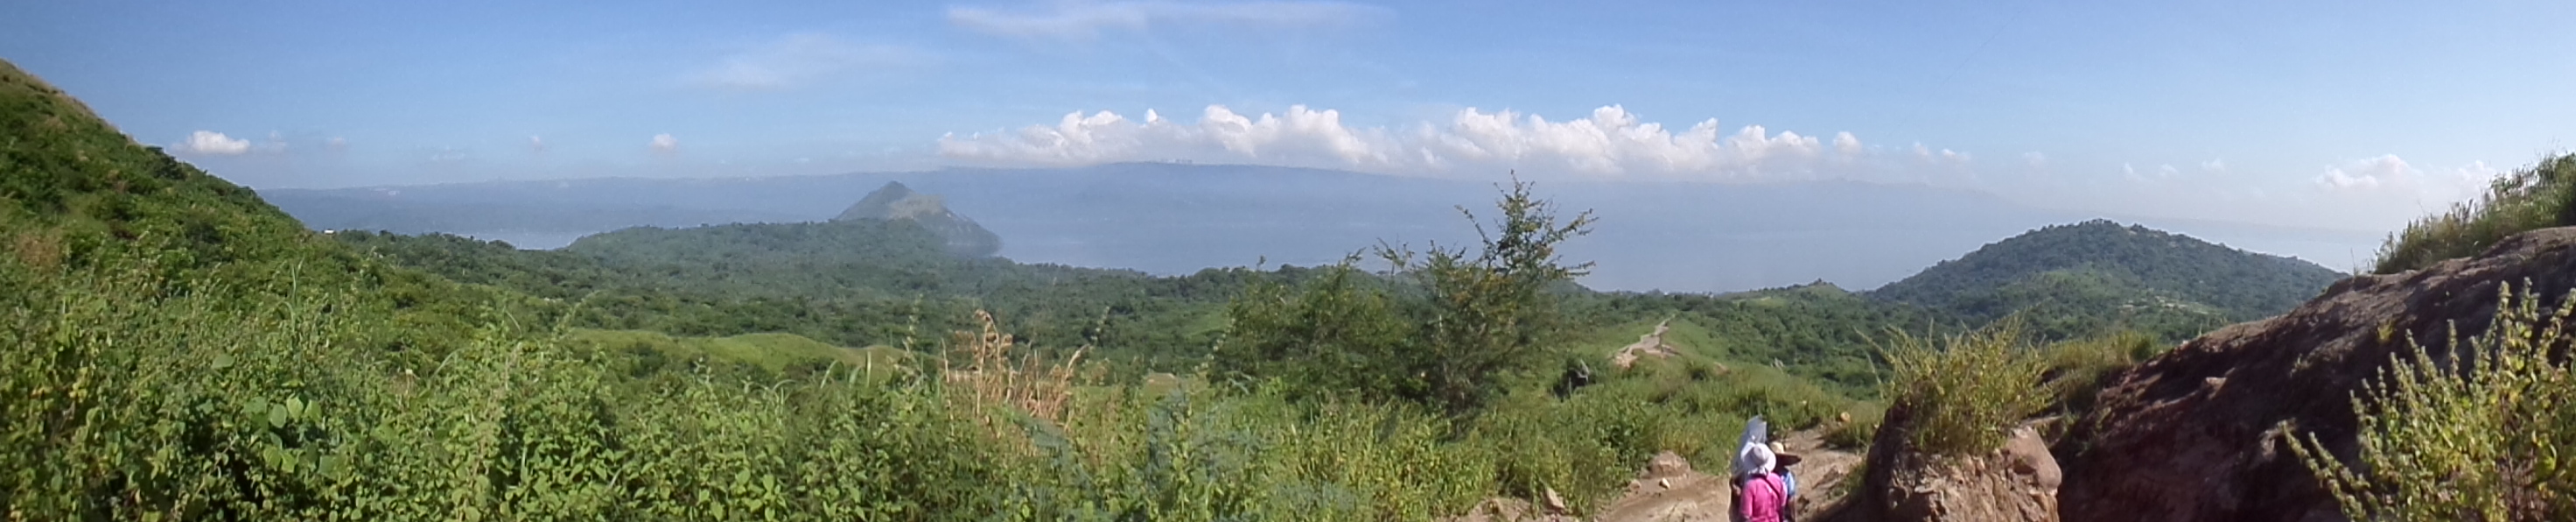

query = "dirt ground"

[1452,427,1865,522]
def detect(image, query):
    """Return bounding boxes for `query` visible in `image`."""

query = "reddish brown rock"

[2057,227,2576,522]
[1843,409,2062,522]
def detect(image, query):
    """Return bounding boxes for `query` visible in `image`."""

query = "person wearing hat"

[1771,441,1802,519]
[1734,442,1789,522]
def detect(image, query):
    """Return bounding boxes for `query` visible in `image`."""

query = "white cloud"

[2448,160,2501,190]
[175,130,251,155]
[691,33,914,91]
[650,134,679,153]
[2201,159,2227,172]
[2022,152,2046,168]
[940,104,1872,180]
[529,136,547,152]
[1833,132,1863,155]
[326,137,347,150]
[2316,154,2411,190]
[1909,143,1968,165]
[948,1,1388,39]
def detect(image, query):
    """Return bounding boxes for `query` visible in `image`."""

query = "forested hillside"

[1868,219,2345,341]
[334,219,1289,373]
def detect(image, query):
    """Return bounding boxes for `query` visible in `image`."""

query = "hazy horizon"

[256,163,2389,293]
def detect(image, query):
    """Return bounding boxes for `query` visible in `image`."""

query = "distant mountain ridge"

[1867,219,2347,340]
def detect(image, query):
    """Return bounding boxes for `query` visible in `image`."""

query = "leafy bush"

[1878,320,2049,456]
[1214,259,1418,403]
[2374,152,2576,273]
[2292,284,2575,520]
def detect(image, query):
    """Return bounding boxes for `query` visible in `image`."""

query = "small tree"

[1215,177,1594,416]
[1376,178,1596,415]
[2292,284,2575,521]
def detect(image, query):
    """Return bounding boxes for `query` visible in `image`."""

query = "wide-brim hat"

[1769,441,1804,466]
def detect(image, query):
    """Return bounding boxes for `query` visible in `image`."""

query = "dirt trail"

[1609,320,1686,370]
[1456,321,1864,521]
[1590,428,1865,522]
[1453,427,1864,522]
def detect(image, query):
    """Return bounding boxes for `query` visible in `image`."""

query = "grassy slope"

[2373,152,2576,273]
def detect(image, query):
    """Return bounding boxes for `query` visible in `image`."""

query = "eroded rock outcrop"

[2057,227,2576,522]
[1844,407,2062,522]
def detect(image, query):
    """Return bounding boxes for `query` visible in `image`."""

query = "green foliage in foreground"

[1879,320,2050,456]
[2374,152,2576,274]
[2293,285,2575,520]
[0,253,1778,519]
[1,259,1006,520]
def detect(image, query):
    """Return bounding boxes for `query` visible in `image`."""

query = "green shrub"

[1213,259,1418,403]
[1879,319,2048,456]
[2374,152,2576,274]
[2292,284,2575,520]
[1219,179,1594,415]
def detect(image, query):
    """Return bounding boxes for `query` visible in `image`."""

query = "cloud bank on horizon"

[938,104,1952,180]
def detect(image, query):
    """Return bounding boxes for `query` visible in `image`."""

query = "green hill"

[332,218,1312,372]
[831,180,1004,257]
[4,60,324,278]
[1867,219,2346,341]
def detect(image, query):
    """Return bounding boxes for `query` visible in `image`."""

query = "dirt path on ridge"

[1455,326,1866,521]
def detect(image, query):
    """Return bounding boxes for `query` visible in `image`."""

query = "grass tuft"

[1878,319,2049,456]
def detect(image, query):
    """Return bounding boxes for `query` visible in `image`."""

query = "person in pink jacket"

[1735,443,1790,522]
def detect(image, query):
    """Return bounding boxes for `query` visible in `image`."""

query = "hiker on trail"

[1770,441,1803,521]
[1734,442,1789,522]
[1770,441,1801,499]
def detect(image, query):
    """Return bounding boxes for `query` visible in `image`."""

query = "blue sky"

[4,0,2571,232]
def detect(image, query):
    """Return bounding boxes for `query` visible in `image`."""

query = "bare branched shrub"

[945,309,1086,427]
